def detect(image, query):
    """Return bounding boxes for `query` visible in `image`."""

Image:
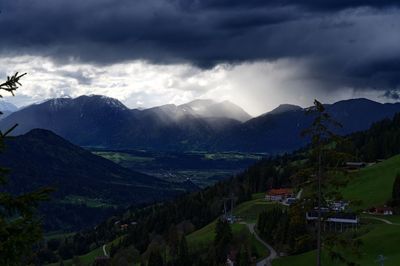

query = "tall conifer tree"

[0,73,52,265]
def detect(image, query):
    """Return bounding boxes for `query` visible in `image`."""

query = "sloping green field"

[187,194,279,249]
[273,220,400,266]
[187,222,269,260]
[341,154,400,209]
[48,246,104,266]
[233,198,280,223]
[274,155,400,266]
[187,220,217,251]
[187,194,274,259]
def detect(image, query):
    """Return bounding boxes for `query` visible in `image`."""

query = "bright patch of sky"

[0,56,394,116]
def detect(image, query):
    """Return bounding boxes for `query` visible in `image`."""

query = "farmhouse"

[265,188,294,202]
[368,206,393,216]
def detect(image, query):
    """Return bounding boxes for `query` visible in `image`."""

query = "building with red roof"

[265,188,294,202]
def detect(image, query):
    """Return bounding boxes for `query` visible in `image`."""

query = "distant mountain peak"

[185,99,216,106]
[75,95,129,110]
[328,98,382,108]
[156,103,178,110]
[100,96,128,109]
[40,95,129,111]
[180,99,251,122]
[23,128,72,145]
[47,97,72,110]
[0,99,18,112]
[268,104,302,115]
[335,98,377,104]
[181,99,215,111]
[25,128,59,137]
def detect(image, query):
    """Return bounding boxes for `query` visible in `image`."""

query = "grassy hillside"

[274,155,400,265]
[187,193,276,247]
[48,247,104,266]
[187,221,243,252]
[233,196,281,223]
[187,222,269,261]
[187,194,279,249]
[273,218,400,266]
[186,194,278,260]
[341,154,400,209]
[47,235,128,266]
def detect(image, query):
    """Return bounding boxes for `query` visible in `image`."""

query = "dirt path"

[244,223,278,266]
[296,189,303,200]
[102,244,109,257]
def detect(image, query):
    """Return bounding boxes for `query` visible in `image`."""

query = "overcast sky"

[0,0,399,115]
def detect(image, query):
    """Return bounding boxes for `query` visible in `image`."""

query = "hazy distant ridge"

[1,96,400,153]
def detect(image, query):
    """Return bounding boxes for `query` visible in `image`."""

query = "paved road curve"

[102,244,109,257]
[244,223,278,266]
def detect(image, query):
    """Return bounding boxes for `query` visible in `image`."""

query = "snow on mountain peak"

[48,97,72,110]
[99,95,128,109]
[0,100,18,112]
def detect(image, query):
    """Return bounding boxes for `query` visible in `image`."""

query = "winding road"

[244,223,278,266]
[244,188,301,265]
[102,244,109,257]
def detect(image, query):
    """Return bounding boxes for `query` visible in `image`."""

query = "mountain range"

[1,96,400,153]
[0,99,18,119]
[0,96,247,150]
[215,98,400,152]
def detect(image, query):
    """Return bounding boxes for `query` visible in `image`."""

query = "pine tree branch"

[0,72,27,96]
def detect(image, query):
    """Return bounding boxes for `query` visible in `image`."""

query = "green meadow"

[274,154,400,265]
[341,154,400,209]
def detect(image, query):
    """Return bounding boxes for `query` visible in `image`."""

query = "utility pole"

[316,147,322,266]
[223,194,237,222]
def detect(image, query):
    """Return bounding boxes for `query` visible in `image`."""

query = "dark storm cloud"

[179,0,400,11]
[0,0,292,66]
[384,90,400,100]
[349,59,400,88]
[0,0,399,91]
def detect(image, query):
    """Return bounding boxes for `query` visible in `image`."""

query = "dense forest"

[339,113,400,161]
[34,154,296,264]
[34,112,400,265]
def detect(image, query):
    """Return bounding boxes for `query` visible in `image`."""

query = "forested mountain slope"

[0,129,184,230]
[216,98,400,152]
